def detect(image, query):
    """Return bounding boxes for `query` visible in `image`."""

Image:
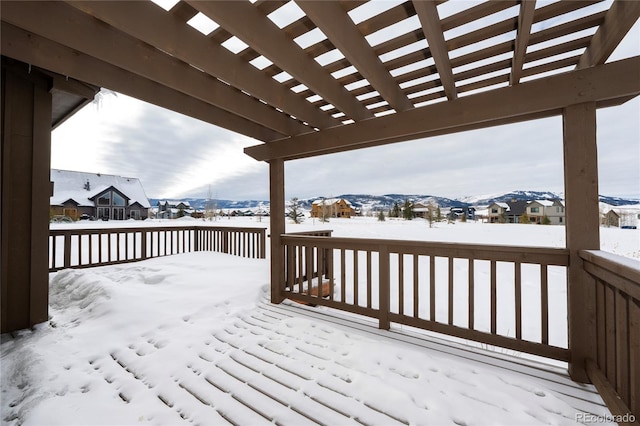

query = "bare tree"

[426,200,439,228]
[287,197,305,224]
[205,185,217,221]
[320,198,330,223]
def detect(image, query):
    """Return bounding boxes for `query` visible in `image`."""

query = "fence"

[281,234,570,361]
[581,249,640,417]
[49,226,266,271]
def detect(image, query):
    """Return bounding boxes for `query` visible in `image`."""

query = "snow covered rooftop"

[312,198,353,207]
[158,200,192,207]
[50,169,151,208]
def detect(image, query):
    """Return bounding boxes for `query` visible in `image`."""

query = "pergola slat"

[299,0,413,112]
[245,56,640,161]
[1,1,311,137]
[577,0,640,69]
[66,1,339,131]
[186,0,374,122]
[0,23,284,142]
[510,0,537,85]
[413,0,457,100]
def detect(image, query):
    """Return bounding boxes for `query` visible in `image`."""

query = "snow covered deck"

[1,248,617,425]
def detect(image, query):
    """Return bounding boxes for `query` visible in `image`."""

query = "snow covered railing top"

[49,225,267,272]
[580,250,640,419]
[280,234,570,362]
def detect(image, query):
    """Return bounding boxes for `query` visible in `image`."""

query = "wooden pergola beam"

[510,0,536,86]
[1,23,285,143]
[245,56,640,161]
[413,0,457,100]
[1,1,310,138]
[298,1,413,112]
[65,1,339,131]
[577,0,640,69]
[186,0,374,122]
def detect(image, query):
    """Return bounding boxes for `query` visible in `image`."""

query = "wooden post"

[269,159,285,304]
[563,102,599,383]
[1,58,52,333]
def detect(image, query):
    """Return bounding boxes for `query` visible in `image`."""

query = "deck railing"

[581,250,640,418]
[281,234,570,361]
[49,225,266,271]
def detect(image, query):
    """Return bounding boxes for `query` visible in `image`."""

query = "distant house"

[412,202,433,219]
[603,210,620,227]
[601,207,640,229]
[489,200,565,224]
[487,201,528,223]
[448,206,476,221]
[50,169,150,220]
[310,198,355,218]
[526,200,565,224]
[157,200,193,219]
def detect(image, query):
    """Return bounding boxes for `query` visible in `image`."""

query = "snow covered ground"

[2,218,637,425]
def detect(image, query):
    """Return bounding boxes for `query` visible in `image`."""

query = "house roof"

[50,169,151,208]
[312,198,353,207]
[158,200,192,208]
[2,1,637,163]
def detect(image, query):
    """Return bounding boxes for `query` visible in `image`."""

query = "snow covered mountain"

[150,191,638,212]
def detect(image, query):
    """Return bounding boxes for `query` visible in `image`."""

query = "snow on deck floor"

[2,251,612,425]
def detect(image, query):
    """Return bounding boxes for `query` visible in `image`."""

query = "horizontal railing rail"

[49,226,266,272]
[580,249,640,418]
[281,234,570,361]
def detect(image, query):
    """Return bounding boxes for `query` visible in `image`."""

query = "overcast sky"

[51,3,639,202]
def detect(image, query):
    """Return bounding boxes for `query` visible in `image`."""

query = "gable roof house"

[157,200,193,219]
[489,200,565,224]
[526,200,565,225]
[310,198,355,219]
[487,201,529,223]
[50,169,151,220]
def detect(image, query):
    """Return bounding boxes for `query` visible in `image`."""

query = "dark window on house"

[531,207,539,213]
[560,217,563,223]
[98,194,110,205]
[491,208,498,213]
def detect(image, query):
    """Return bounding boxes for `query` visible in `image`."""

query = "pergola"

[1,0,639,409]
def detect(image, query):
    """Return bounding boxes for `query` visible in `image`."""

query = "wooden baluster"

[605,283,617,387]
[491,260,497,334]
[328,248,335,301]
[515,261,522,339]
[108,232,113,263]
[448,257,454,325]
[340,249,346,303]
[78,234,83,266]
[51,235,57,270]
[305,245,313,297]
[469,258,475,330]
[615,290,629,403]
[414,254,419,319]
[541,264,549,345]
[367,251,372,309]
[379,246,390,330]
[286,244,295,292]
[398,253,404,316]
[430,255,436,321]
[353,250,359,306]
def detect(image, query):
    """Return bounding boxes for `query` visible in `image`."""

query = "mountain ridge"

[150,191,639,211]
